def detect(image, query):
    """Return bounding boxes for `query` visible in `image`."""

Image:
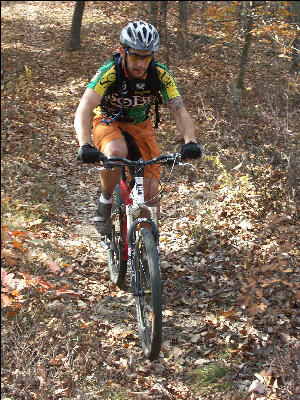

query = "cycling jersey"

[87,55,181,125]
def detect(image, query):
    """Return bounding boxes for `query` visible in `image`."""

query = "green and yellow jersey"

[87,54,181,125]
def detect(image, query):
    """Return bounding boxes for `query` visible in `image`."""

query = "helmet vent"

[128,27,134,39]
[137,32,143,43]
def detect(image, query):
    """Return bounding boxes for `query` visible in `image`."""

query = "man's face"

[120,47,153,79]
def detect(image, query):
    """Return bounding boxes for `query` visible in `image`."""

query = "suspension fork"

[127,218,160,295]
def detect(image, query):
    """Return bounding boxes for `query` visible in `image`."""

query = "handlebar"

[100,153,182,169]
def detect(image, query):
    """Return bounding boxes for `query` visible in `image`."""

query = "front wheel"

[134,228,162,360]
[107,184,127,287]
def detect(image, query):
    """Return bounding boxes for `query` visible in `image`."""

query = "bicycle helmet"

[120,20,160,52]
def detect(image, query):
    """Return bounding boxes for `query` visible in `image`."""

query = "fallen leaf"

[7,309,20,318]
[11,230,27,238]
[191,334,201,343]
[56,287,79,296]
[163,309,173,316]
[36,277,55,291]
[77,300,87,308]
[28,219,43,227]
[54,387,71,397]
[1,248,19,266]
[181,296,196,306]
[248,379,266,394]
[220,309,236,318]
[12,240,24,252]
[49,352,66,366]
[1,294,13,308]
[47,259,60,275]
[1,268,15,287]
[229,343,244,354]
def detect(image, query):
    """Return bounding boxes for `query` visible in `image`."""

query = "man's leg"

[100,138,128,199]
[143,177,160,222]
[94,138,128,235]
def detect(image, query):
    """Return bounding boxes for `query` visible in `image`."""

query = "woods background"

[1,1,299,400]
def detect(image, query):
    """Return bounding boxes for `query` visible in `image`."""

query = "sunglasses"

[125,49,154,63]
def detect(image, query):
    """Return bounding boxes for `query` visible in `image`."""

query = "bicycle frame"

[119,165,159,264]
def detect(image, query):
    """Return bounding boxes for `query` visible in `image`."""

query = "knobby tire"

[107,184,127,287]
[134,228,162,360]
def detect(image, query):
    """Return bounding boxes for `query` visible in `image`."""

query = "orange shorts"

[92,117,162,180]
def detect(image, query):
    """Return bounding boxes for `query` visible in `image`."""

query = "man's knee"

[144,178,159,201]
[103,139,128,157]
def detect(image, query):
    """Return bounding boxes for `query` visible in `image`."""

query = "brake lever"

[178,161,196,169]
[87,159,106,173]
[87,166,105,174]
[88,162,119,173]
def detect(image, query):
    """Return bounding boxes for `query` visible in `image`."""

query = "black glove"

[180,141,202,159]
[77,144,103,163]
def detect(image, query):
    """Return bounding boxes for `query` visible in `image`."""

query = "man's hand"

[77,144,103,163]
[180,141,202,159]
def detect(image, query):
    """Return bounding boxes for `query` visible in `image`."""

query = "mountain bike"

[91,152,189,360]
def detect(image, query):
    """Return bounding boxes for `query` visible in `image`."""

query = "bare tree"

[149,1,159,27]
[68,1,85,51]
[290,1,300,74]
[178,1,188,49]
[233,1,255,107]
[160,1,169,68]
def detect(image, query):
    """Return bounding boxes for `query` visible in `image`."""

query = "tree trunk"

[290,1,300,74]
[161,1,169,68]
[149,1,159,27]
[233,1,254,107]
[178,1,188,49]
[68,1,85,51]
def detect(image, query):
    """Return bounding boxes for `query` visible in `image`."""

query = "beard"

[128,67,146,78]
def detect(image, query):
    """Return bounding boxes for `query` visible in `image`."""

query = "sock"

[99,194,112,204]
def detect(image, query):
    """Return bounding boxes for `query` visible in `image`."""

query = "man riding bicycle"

[75,20,202,235]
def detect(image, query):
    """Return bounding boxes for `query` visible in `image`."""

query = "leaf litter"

[1,1,299,399]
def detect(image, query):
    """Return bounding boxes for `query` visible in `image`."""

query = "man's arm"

[166,96,198,143]
[74,88,102,146]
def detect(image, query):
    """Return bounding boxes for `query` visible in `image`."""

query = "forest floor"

[1,2,299,400]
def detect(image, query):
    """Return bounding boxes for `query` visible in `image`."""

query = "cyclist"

[75,20,202,235]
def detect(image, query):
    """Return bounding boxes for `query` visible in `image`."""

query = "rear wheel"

[134,228,162,360]
[107,184,127,287]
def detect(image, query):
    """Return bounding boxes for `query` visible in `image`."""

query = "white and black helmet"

[120,20,160,52]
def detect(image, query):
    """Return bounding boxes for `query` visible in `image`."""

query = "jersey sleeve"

[87,62,116,97]
[156,63,181,102]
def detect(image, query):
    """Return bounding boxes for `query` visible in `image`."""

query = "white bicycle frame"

[127,175,158,227]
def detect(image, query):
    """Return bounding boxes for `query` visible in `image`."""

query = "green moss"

[192,362,233,394]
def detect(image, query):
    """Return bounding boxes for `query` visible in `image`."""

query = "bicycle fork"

[126,213,160,296]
